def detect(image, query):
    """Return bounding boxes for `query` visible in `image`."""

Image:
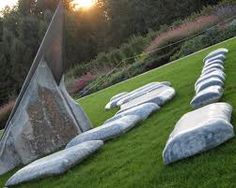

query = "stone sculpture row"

[5,82,176,187]
[191,48,228,109]
[163,48,234,164]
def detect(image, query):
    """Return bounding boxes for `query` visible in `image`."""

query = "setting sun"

[0,0,18,10]
[71,0,96,10]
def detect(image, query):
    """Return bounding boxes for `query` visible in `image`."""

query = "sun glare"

[71,0,95,10]
[0,0,18,10]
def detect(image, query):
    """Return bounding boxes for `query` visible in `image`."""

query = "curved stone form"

[191,86,223,109]
[201,68,224,76]
[204,60,224,69]
[201,64,224,75]
[163,103,234,165]
[195,77,224,93]
[116,84,166,106]
[105,81,173,110]
[204,54,226,64]
[204,59,224,67]
[5,140,103,187]
[203,48,229,62]
[195,70,225,90]
[119,86,176,113]
[66,115,141,148]
[110,92,129,102]
[0,3,91,175]
[105,103,160,124]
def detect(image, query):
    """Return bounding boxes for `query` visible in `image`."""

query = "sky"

[0,0,18,10]
[0,0,96,11]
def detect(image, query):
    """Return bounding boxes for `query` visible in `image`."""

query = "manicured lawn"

[1,37,236,188]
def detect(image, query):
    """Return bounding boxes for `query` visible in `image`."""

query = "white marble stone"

[195,77,224,93]
[105,82,161,110]
[105,103,160,124]
[201,64,224,75]
[116,84,166,106]
[191,86,224,109]
[66,115,141,148]
[204,54,226,65]
[203,48,229,62]
[163,103,234,165]
[5,140,104,187]
[195,70,225,90]
[118,86,175,113]
[110,92,129,102]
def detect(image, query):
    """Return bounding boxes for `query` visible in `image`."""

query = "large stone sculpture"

[0,2,91,175]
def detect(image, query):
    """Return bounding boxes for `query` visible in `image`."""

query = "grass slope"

[1,37,236,188]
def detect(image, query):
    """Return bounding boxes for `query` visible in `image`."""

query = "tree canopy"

[0,0,218,104]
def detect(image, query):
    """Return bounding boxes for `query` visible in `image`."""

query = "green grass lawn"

[1,37,236,188]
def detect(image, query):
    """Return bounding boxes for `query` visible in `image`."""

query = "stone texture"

[195,77,224,93]
[66,115,141,148]
[204,54,226,64]
[204,59,224,68]
[110,92,129,102]
[203,48,229,62]
[119,86,175,113]
[0,60,85,175]
[195,70,225,90]
[59,76,92,132]
[5,140,103,187]
[203,59,224,69]
[116,84,166,106]
[105,103,160,124]
[163,103,234,165]
[105,82,163,109]
[201,64,224,75]
[201,68,224,77]
[191,86,223,109]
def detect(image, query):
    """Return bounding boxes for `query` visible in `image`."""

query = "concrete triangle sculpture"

[0,1,92,175]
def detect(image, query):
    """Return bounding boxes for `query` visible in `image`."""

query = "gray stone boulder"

[119,86,176,113]
[195,77,224,93]
[191,86,223,109]
[163,103,234,165]
[204,54,226,64]
[5,140,104,187]
[195,70,225,90]
[203,48,229,62]
[105,103,160,124]
[66,115,141,148]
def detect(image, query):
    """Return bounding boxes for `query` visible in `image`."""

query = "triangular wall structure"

[0,2,92,175]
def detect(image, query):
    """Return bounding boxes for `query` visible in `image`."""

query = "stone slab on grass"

[105,82,161,110]
[6,140,104,187]
[163,103,234,165]
[194,70,225,90]
[105,103,160,124]
[195,77,224,93]
[191,86,223,109]
[66,115,141,148]
[119,86,175,113]
[204,54,226,65]
[203,48,228,62]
